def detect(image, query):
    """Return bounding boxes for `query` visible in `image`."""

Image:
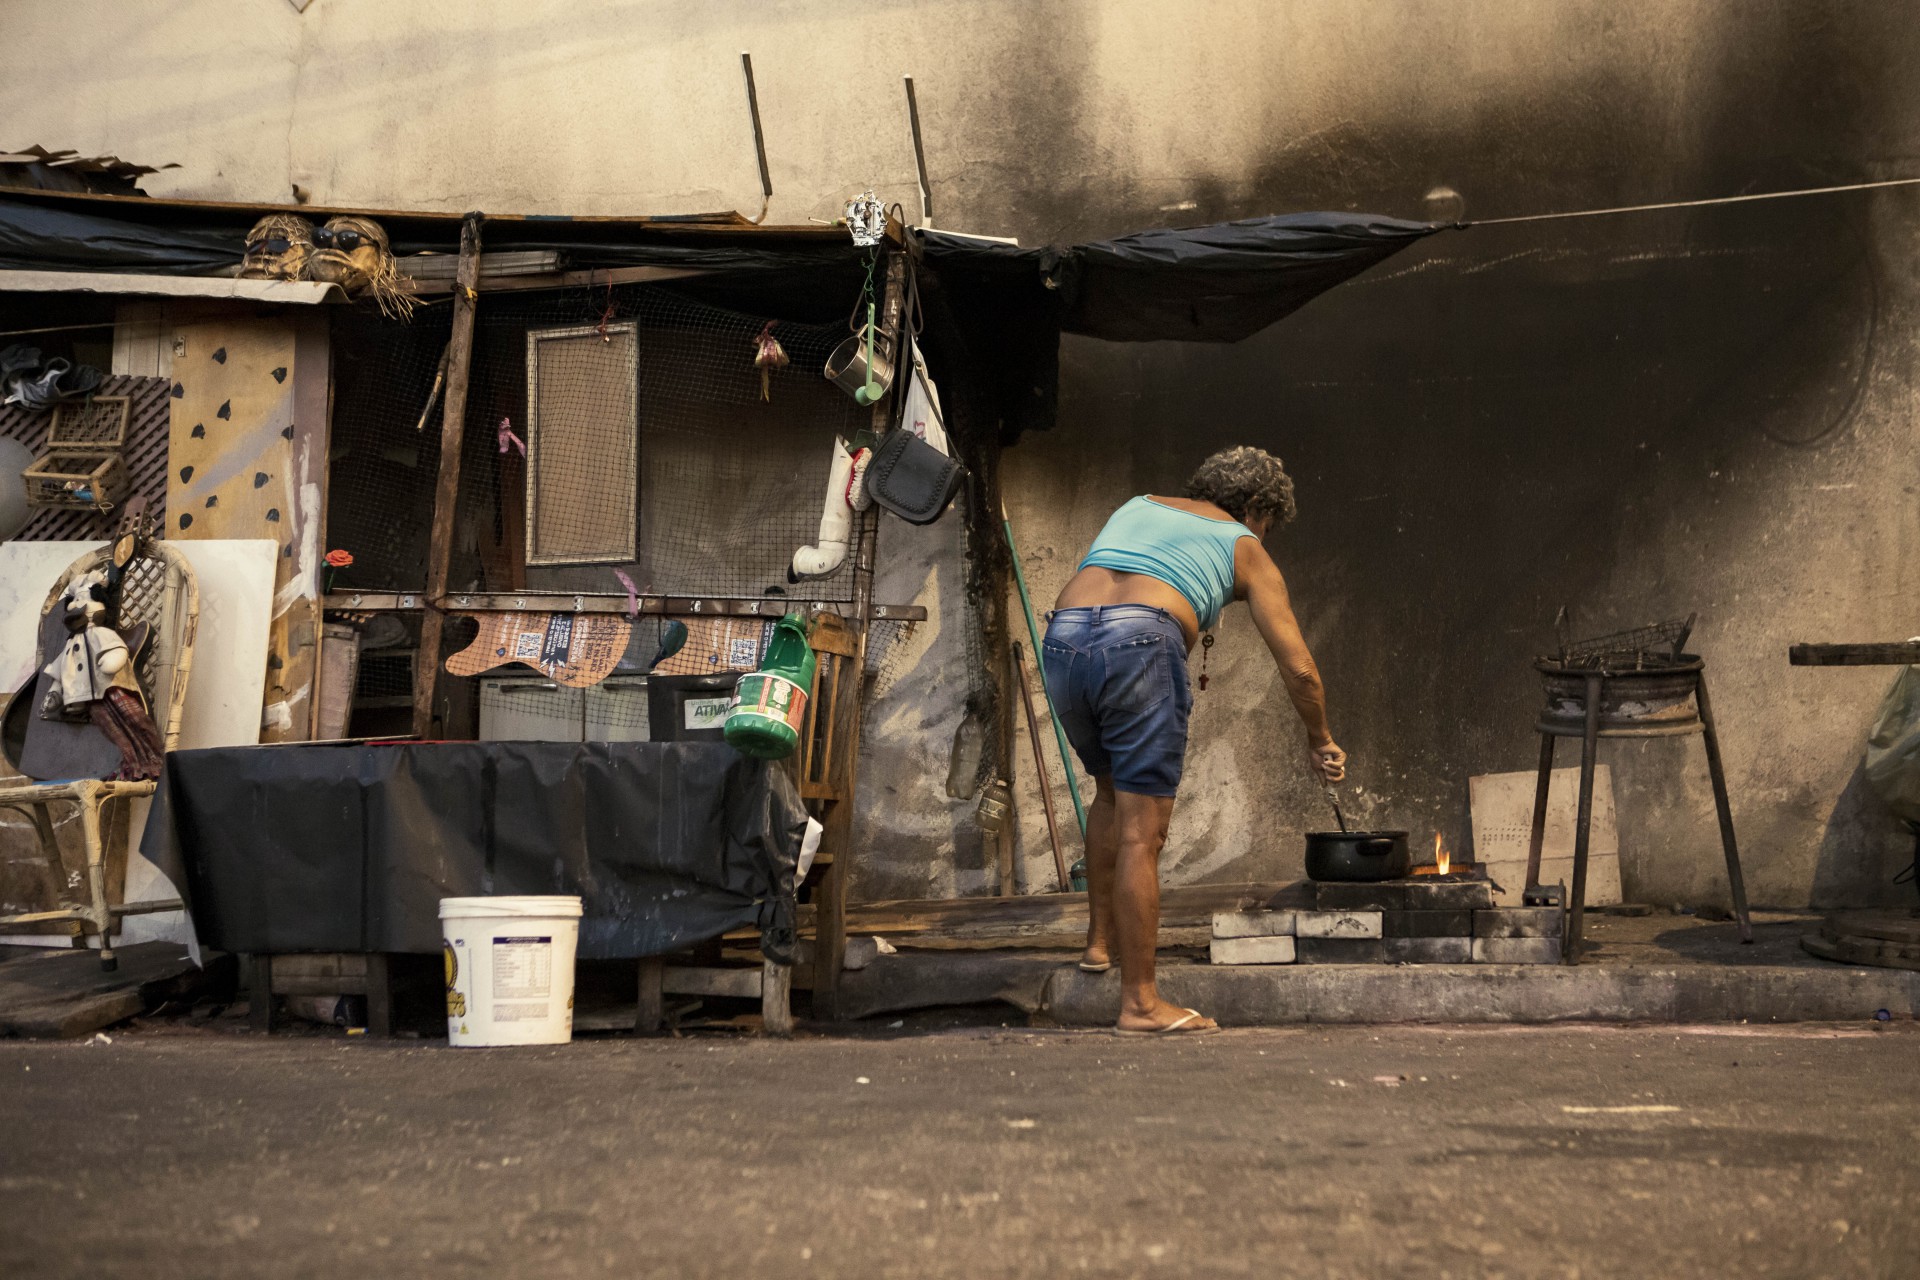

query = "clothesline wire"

[1466,175,1920,227]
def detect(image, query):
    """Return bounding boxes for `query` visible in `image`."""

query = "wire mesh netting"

[327,282,872,603]
[324,280,895,739]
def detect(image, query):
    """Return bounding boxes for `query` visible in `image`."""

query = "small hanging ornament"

[752,320,789,402]
[843,190,887,247]
[1198,632,1215,691]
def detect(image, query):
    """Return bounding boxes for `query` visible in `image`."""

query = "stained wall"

[8,0,1917,905]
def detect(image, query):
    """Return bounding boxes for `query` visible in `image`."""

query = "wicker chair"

[0,540,198,970]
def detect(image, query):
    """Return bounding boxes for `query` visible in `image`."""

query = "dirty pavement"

[1,1019,1913,1279]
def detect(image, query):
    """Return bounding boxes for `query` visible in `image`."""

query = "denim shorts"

[1040,605,1192,797]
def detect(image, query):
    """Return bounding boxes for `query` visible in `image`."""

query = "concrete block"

[1209,935,1296,965]
[1294,910,1383,939]
[1040,955,1920,1027]
[1381,937,1472,964]
[1474,907,1565,939]
[1381,910,1473,938]
[1473,937,1564,964]
[1314,880,1495,911]
[1295,938,1389,964]
[1212,910,1296,939]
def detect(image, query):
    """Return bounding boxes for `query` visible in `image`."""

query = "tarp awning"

[0,188,1445,438]
[921,213,1440,343]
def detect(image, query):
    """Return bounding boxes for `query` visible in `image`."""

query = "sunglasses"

[247,237,304,256]
[312,226,371,251]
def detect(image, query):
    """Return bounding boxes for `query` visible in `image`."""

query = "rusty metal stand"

[1524,663,1753,963]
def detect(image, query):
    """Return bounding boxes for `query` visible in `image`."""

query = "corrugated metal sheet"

[1,374,169,541]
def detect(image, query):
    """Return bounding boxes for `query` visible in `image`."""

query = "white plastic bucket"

[439,896,583,1047]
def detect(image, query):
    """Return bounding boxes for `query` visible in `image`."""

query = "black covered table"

[142,741,805,960]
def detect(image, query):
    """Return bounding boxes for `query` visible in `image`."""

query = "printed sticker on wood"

[444,611,632,687]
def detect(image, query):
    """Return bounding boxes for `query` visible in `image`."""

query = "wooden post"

[413,213,485,739]
[248,955,277,1033]
[812,244,907,1020]
[364,953,393,1037]
[761,959,794,1037]
[635,956,664,1034]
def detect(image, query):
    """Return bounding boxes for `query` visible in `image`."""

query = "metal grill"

[1551,609,1697,671]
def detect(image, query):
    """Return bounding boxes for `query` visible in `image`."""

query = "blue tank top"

[1079,496,1255,629]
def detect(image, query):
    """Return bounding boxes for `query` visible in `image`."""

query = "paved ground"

[1,1019,1915,1279]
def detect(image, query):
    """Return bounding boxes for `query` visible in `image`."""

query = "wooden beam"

[329,590,926,622]
[412,213,484,739]
[1789,642,1920,666]
[790,881,1315,944]
[402,264,706,296]
[660,966,764,999]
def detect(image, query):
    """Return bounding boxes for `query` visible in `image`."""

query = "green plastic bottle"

[723,612,818,760]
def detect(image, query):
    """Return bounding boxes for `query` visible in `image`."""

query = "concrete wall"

[12,0,1918,906]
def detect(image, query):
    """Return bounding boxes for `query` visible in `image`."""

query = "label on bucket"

[492,935,552,1000]
[734,673,807,731]
[684,696,732,731]
[493,1002,551,1022]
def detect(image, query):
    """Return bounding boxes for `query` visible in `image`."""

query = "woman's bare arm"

[1236,538,1347,782]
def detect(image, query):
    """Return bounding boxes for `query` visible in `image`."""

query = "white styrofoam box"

[584,677,649,742]
[1483,854,1623,910]
[1293,910,1383,939]
[1,539,277,952]
[1212,910,1296,939]
[1209,935,1296,965]
[479,678,584,741]
[1470,765,1623,908]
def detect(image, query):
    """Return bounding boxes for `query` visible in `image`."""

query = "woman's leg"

[1081,776,1117,968]
[1112,789,1215,1031]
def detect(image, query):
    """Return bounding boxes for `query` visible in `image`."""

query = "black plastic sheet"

[919,212,1441,343]
[140,741,806,960]
[0,191,1441,439]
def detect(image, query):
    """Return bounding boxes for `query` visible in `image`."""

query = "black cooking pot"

[1305,830,1411,882]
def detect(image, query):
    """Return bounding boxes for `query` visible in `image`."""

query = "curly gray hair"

[1184,447,1297,526]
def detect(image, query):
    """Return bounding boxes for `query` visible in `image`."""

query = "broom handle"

[1013,641,1072,890]
[1004,512,1087,837]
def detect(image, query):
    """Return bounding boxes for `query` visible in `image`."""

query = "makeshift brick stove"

[1210,848,1565,966]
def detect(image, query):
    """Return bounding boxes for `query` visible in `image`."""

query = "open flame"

[1434,833,1451,877]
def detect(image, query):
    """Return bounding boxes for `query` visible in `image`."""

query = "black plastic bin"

[645,673,742,742]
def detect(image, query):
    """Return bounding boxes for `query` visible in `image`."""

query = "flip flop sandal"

[1117,1008,1218,1036]
[1077,960,1112,973]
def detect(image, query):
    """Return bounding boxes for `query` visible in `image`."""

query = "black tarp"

[919,213,1439,343]
[0,195,241,275]
[140,741,806,960]
[0,191,1441,437]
